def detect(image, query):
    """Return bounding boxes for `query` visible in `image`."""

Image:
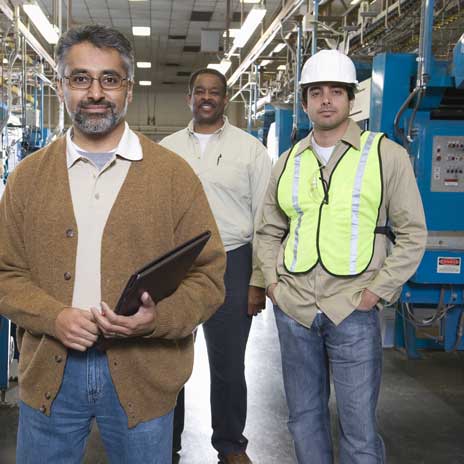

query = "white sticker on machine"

[437,257,461,274]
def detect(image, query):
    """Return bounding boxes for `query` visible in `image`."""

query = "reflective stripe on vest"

[277,131,384,276]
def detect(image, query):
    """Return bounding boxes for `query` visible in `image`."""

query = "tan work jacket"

[255,119,427,327]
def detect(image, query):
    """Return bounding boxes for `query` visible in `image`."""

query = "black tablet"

[114,230,211,316]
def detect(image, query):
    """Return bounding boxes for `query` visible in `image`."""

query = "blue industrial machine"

[0,317,11,402]
[370,2,464,357]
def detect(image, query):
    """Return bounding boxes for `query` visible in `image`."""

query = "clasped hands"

[54,292,157,352]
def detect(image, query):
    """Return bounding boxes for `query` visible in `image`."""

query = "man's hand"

[248,285,266,316]
[90,292,157,339]
[55,307,100,352]
[357,288,380,311]
[266,283,278,305]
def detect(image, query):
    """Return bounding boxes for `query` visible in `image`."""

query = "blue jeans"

[274,306,385,464]
[16,348,173,464]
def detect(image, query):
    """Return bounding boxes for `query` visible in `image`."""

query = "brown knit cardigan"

[0,132,226,427]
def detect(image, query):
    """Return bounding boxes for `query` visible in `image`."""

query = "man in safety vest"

[255,49,427,463]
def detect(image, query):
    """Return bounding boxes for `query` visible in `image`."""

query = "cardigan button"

[44,392,51,400]
[54,355,62,363]
[64,272,72,281]
[66,228,75,238]
[39,405,46,413]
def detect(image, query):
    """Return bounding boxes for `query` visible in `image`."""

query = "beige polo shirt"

[66,122,143,311]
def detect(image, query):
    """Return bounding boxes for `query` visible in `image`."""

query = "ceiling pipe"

[0,0,56,68]
[227,0,305,88]
[312,0,319,55]
[67,0,72,31]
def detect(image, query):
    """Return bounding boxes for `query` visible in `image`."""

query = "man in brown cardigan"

[0,25,225,464]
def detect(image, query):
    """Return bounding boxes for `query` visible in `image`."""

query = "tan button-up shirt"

[255,119,427,327]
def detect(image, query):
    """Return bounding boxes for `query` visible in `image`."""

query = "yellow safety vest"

[277,131,385,276]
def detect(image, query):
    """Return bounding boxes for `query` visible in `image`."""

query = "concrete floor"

[1,307,463,464]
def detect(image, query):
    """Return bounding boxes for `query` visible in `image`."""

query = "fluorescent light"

[350,0,362,4]
[132,26,151,36]
[240,0,262,3]
[137,61,152,68]
[233,5,267,49]
[2,58,8,64]
[223,29,240,38]
[260,59,271,67]
[139,80,152,86]
[22,2,59,44]
[272,43,286,54]
[277,64,286,71]
[207,59,232,75]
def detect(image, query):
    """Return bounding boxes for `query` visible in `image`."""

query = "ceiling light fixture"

[260,59,272,67]
[240,0,262,3]
[139,80,152,86]
[132,26,151,36]
[22,2,59,44]
[272,43,286,54]
[223,29,240,38]
[136,61,152,68]
[228,5,267,55]
[350,0,362,4]
[207,59,232,75]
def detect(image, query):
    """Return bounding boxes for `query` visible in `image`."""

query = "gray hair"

[55,24,134,80]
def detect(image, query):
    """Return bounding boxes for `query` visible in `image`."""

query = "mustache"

[77,100,115,110]
[199,100,216,107]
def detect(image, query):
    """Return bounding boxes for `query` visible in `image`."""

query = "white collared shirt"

[66,122,143,310]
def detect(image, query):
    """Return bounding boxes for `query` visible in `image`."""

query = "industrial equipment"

[370,1,464,357]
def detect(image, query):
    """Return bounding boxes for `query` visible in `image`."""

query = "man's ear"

[186,94,192,108]
[301,100,309,116]
[126,80,134,104]
[56,78,64,103]
[349,99,354,112]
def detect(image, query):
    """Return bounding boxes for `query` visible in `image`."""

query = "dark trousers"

[173,244,252,457]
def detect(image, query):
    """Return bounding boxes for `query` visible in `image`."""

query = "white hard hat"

[299,49,358,87]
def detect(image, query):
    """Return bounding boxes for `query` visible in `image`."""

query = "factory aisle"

[0,305,463,463]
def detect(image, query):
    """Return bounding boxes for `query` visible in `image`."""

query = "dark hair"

[55,25,134,79]
[301,83,355,105]
[188,68,228,96]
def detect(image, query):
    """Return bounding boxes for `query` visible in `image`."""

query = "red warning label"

[437,257,461,274]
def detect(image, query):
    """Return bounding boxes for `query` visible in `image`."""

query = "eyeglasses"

[63,73,129,90]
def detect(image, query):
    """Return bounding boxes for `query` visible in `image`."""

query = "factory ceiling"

[0,0,463,91]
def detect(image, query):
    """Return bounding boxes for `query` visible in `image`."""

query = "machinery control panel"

[431,136,464,192]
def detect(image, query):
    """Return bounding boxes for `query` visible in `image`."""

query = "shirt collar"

[293,118,362,157]
[187,115,229,136]
[66,121,143,169]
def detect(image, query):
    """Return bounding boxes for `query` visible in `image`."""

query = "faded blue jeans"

[16,347,173,464]
[274,306,385,464]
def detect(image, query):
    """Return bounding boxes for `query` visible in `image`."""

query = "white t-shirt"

[312,136,335,166]
[193,132,214,157]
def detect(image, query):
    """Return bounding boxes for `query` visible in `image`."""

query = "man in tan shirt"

[0,25,225,463]
[255,50,427,464]
[161,69,271,464]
